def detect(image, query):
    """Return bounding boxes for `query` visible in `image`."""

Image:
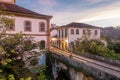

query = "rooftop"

[60,22,101,29]
[0,2,52,19]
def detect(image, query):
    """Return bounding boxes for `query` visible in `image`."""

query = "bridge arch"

[56,69,70,80]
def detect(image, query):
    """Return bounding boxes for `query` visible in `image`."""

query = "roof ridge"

[14,4,46,16]
[0,3,52,19]
[60,22,101,29]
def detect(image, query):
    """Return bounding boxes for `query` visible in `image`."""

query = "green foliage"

[108,42,120,54]
[8,74,15,80]
[0,9,48,80]
[74,39,120,60]
[0,16,14,29]
[20,77,32,80]
[37,66,47,80]
[0,16,14,37]
[30,58,38,66]
[45,51,54,80]
[39,41,45,50]
[0,33,41,79]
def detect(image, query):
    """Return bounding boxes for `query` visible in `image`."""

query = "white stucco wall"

[32,36,47,47]
[7,16,47,34]
[68,28,100,43]
[68,28,83,43]
[89,29,100,39]
[6,16,48,42]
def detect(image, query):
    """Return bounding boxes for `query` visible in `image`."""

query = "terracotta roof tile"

[0,3,52,19]
[60,22,101,29]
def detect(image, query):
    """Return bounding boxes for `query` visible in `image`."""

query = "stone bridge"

[49,47,120,80]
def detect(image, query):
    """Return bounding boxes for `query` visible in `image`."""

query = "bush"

[74,39,120,60]
[109,42,120,54]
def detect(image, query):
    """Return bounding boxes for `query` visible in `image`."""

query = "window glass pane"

[65,28,67,37]
[83,30,86,34]
[76,29,79,34]
[25,21,31,31]
[40,22,45,32]
[71,29,74,34]
[62,29,63,37]
[88,30,91,35]
[58,30,60,38]
[9,26,14,30]
[95,30,98,35]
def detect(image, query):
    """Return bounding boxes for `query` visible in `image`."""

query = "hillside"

[101,27,120,40]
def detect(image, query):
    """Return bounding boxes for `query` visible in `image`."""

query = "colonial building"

[0,0,52,49]
[51,22,101,50]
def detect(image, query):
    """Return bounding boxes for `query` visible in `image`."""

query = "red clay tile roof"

[60,22,101,29]
[0,2,52,19]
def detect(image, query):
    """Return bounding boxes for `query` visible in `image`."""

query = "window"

[95,30,98,35]
[8,19,15,31]
[58,30,60,38]
[24,21,31,31]
[71,29,74,34]
[83,30,86,35]
[9,26,15,31]
[76,29,79,35]
[61,29,63,38]
[39,22,45,32]
[88,30,91,35]
[65,28,67,37]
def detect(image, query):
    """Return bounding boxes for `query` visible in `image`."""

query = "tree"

[108,42,120,54]
[0,6,47,80]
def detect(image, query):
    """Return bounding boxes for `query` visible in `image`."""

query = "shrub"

[74,39,120,60]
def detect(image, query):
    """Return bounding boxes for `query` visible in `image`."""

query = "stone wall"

[74,51,120,67]
[51,52,120,80]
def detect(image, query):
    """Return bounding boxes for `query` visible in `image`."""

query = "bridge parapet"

[51,51,120,80]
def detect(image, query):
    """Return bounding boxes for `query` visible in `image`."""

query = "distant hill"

[101,26,120,40]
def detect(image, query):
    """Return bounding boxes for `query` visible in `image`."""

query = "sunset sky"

[16,0,120,27]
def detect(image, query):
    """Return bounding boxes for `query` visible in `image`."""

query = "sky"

[16,0,120,27]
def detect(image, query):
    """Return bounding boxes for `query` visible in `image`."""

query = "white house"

[0,0,52,49]
[51,22,101,50]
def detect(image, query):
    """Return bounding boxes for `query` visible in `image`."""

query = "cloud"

[50,0,120,27]
[77,1,120,22]
[85,0,111,4]
[51,12,85,26]
[86,18,120,27]
[38,0,56,7]
[32,0,120,27]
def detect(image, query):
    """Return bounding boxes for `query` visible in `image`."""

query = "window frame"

[95,30,98,35]
[8,25,15,31]
[39,22,45,32]
[88,29,91,35]
[71,29,74,35]
[83,29,86,35]
[24,20,32,32]
[76,29,79,35]
[58,30,60,38]
[61,29,63,38]
[65,28,67,37]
